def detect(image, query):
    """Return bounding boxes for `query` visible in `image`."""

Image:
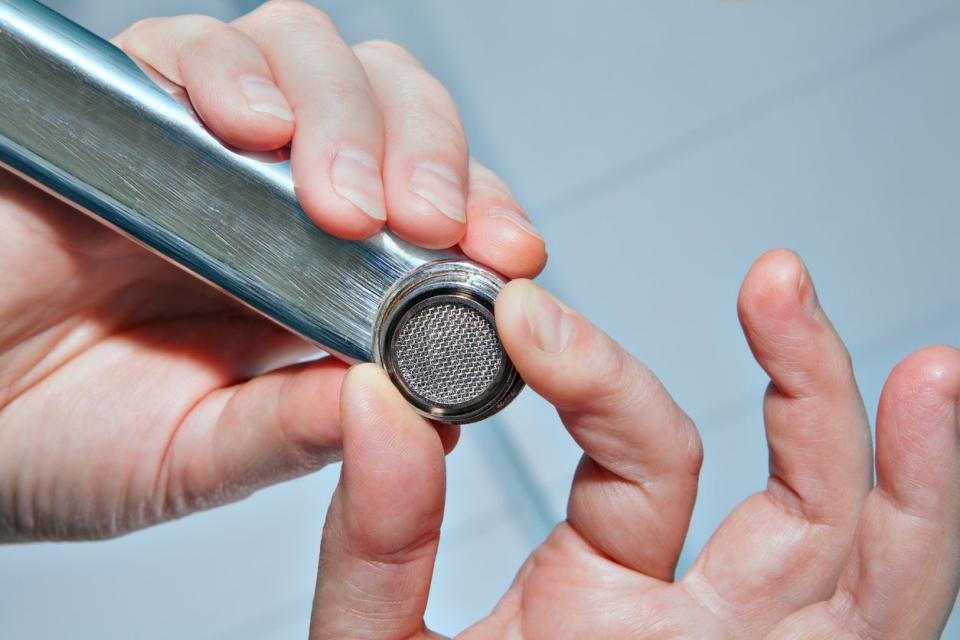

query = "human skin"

[310,252,960,639]
[0,0,546,540]
[1,3,957,639]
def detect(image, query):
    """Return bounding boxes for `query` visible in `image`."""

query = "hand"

[309,250,960,639]
[0,1,545,541]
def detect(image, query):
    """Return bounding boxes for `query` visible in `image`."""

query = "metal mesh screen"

[391,300,504,406]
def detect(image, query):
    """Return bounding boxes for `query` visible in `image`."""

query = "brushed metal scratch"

[0,0,454,363]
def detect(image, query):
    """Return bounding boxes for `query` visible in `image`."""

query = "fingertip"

[341,361,384,396]
[496,278,554,369]
[405,161,467,224]
[497,277,533,305]
[433,422,461,455]
[355,41,469,249]
[487,208,546,249]
[231,74,296,148]
[460,159,547,278]
[293,175,386,241]
[341,366,460,456]
[177,24,296,151]
[339,364,444,464]
[735,248,860,402]
[189,82,295,151]
[877,345,960,515]
[496,280,626,413]
[460,207,547,279]
[338,363,445,556]
[495,279,583,358]
[495,278,537,346]
[880,345,960,428]
[340,362,412,428]
[737,248,815,324]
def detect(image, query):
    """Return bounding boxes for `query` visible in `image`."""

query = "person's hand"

[0,1,545,541]
[309,249,960,639]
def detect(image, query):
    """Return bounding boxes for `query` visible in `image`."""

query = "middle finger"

[354,39,468,250]
[233,1,386,239]
[680,250,873,635]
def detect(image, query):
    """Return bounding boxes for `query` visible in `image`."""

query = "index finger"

[233,1,387,240]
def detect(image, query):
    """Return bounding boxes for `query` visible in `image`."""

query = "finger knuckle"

[177,15,226,36]
[467,159,513,197]
[828,586,885,639]
[419,76,463,124]
[434,104,467,140]
[396,76,466,144]
[677,415,704,476]
[116,16,164,47]
[408,104,467,154]
[120,16,160,39]
[356,38,420,66]
[123,14,223,44]
[179,21,237,60]
[323,78,375,107]
[442,123,470,159]
[253,0,335,31]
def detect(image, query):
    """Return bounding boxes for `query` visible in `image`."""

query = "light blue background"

[2,1,959,637]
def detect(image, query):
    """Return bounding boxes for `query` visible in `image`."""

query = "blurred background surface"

[2,0,959,637]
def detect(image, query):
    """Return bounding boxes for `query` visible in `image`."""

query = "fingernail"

[331,149,387,220]
[409,163,466,222]
[489,207,543,240]
[241,76,294,121]
[522,283,573,354]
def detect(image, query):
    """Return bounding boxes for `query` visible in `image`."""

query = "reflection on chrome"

[0,0,522,422]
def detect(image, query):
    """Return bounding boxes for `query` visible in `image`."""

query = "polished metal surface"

[376,261,524,423]
[0,0,523,422]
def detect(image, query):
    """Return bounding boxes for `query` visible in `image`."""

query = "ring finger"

[233,1,387,239]
[353,39,469,249]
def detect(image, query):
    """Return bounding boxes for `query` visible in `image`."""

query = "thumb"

[309,364,452,640]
